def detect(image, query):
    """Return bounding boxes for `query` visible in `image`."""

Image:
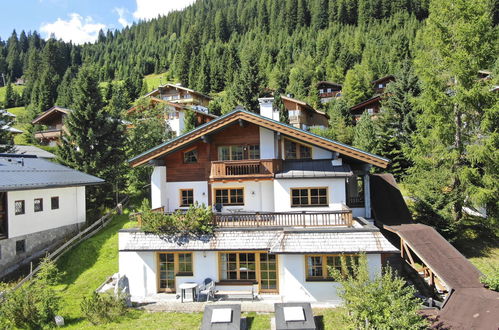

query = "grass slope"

[52,211,347,329]
[0,85,25,102]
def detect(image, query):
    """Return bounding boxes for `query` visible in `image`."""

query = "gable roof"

[350,95,382,111]
[280,95,328,117]
[372,75,395,85]
[32,106,72,124]
[0,154,104,191]
[146,83,212,101]
[317,81,342,88]
[129,109,390,168]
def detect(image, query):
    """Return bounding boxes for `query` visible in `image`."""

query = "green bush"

[331,254,428,329]
[0,259,61,329]
[141,202,213,235]
[80,292,128,325]
[480,266,499,291]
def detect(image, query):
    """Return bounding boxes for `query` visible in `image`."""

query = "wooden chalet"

[146,83,212,108]
[372,75,395,94]
[31,106,71,146]
[317,81,342,103]
[259,95,329,131]
[119,109,398,303]
[350,75,395,122]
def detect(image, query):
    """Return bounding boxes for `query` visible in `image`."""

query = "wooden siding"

[164,123,261,182]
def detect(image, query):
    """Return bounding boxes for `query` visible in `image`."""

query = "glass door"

[259,253,278,293]
[158,253,175,292]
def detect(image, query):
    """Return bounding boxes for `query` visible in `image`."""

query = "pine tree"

[4,82,16,108]
[274,91,289,124]
[353,111,377,153]
[229,49,262,112]
[408,0,496,237]
[214,11,229,42]
[182,109,198,134]
[342,64,374,107]
[0,110,15,153]
[57,66,126,212]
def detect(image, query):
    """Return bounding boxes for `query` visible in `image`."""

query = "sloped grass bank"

[53,212,347,329]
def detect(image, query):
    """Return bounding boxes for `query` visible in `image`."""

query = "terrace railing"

[210,159,281,180]
[213,209,353,228]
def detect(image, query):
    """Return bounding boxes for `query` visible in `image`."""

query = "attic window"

[284,139,312,160]
[183,148,198,164]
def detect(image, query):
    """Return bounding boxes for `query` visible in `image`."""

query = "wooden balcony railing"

[213,209,353,228]
[34,129,62,140]
[210,159,282,180]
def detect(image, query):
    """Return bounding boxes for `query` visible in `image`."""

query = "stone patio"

[133,293,340,313]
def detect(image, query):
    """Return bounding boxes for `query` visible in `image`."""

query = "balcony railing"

[213,209,353,228]
[210,159,282,180]
[136,207,353,228]
[34,129,62,140]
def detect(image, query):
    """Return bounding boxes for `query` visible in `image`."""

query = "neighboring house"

[0,109,23,138]
[0,154,104,279]
[31,106,71,146]
[145,83,212,109]
[128,97,217,136]
[259,95,329,131]
[119,109,397,303]
[12,145,56,159]
[350,75,396,121]
[317,81,342,103]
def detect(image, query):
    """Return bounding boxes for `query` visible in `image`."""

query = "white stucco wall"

[259,127,275,159]
[118,245,383,302]
[211,181,274,212]
[151,166,167,209]
[164,181,209,212]
[7,186,86,238]
[279,253,382,303]
[259,98,279,121]
[312,146,333,159]
[273,178,347,212]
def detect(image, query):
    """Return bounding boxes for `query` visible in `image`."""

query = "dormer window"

[284,139,312,160]
[183,148,198,163]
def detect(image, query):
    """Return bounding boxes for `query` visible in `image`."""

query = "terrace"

[209,159,282,180]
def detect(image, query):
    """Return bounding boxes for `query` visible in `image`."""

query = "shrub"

[480,266,499,291]
[80,292,128,325]
[0,259,61,329]
[331,254,428,329]
[141,202,213,235]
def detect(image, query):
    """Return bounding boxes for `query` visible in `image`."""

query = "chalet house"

[0,154,103,279]
[119,109,398,303]
[146,83,212,110]
[31,106,71,146]
[259,95,329,131]
[350,75,395,121]
[128,97,217,137]
[317,81,342,103]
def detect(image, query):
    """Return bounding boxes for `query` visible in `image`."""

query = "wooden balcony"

[34,129,62,140]
[210,159,282,180]
[213,209,353,228]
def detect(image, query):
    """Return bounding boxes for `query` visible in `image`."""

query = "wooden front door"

[0,192,7,238]
[158,253,176,292]
[259,253,278,293]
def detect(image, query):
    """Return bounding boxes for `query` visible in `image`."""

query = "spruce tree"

[4,82,16,108]
[229,49,262,112]
[274,91,289,124]
[342,64,374,107]
[0,110,15,152]
[409,0,496,237]
[353,111,377,153]
[57,66,126,212]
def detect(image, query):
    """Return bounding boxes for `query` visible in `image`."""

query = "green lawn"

[49,211,348,329]
[468,247,499,278]
[0,85,25,101]
[143,72,172,91]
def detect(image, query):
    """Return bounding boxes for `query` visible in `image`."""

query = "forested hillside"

[0,0,497,244]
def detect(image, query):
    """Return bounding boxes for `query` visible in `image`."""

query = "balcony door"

[158,253,176,292]
[346,175,365,208]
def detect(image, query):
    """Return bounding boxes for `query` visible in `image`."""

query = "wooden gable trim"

[32,107,71,124]
[350,95,382,111]
[130,111,389,168]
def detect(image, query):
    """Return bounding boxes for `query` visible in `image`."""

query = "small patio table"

[179,282,198,303]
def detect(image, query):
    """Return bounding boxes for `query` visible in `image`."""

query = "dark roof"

[436,287,499,330]
[129,109,390,168]
[372,75,395,85]
[12,145,56,159]
[0,155,104,191]
[371,174,413,226]
[32,106,71,124]
[350,95,382,111]
[317,81,342,88]
[275,160,352,179]
[385,224,483,290]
